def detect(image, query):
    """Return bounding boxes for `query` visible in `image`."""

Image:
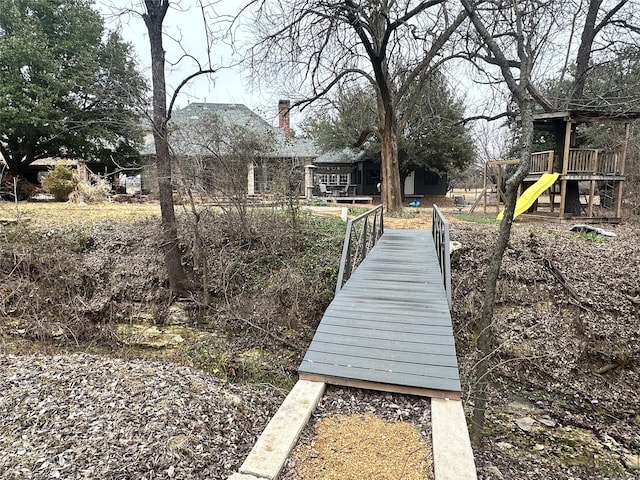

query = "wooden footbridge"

[298,205,461,399]
[230,205,476,480]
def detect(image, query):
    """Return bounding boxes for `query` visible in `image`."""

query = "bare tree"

[170,109,275,235]
[460,0,566,445]
[122,0,218,297]
[569,0,635,106]
[141,0,190,296]
[249,0,467,211]
[461,0,638,444]
[562,0,639,212]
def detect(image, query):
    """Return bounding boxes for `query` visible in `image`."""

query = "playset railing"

[530,149,622,175]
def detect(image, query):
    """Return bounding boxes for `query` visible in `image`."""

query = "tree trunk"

[143,1,189,296]
[380,114,403,211]
[565,181,583,216]
[470,98,534,446]
[570,0,603,106]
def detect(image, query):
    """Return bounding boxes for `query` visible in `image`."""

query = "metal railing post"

[432,204,451,309]
[335,205,384,295]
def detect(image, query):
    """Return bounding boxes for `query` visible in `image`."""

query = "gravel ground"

[0,353,285,480]
[282,385,433,479]
[309,385,432,428]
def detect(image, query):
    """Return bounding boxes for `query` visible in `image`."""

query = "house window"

[264,169,275,192]
[318,173,349,185]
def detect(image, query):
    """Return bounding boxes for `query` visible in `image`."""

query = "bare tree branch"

[459,111,512,124]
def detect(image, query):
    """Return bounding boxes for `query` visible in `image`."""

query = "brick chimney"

[278,99,291,139]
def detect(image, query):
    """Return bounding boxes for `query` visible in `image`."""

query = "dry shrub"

[69,175,111,203]
[0,219,168,347]
[1,208,343,351]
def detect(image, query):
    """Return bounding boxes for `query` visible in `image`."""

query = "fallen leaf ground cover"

[451,215,640,479]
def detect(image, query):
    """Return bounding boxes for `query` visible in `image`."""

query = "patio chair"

[319,183,329,196]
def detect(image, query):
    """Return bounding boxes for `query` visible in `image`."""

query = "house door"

[404,171,415,195]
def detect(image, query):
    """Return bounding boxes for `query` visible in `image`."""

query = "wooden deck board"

[300,363,461,394]
[298,373,460,400]
[322,309,452,326]
[310,331,455,354]
[315,324,456,346]
[319,316,454,336]
[299,229,461,395]
[307,342,459,367]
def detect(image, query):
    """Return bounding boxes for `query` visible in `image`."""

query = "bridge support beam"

[432,398,477,479]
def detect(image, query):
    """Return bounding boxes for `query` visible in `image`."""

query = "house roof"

[142,102,319,160]
[314,147,366,165]
[172,103,270,132]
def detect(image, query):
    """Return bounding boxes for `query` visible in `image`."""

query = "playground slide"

[497,172,560,221]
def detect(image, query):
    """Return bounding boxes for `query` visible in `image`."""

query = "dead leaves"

[0,353,284,479]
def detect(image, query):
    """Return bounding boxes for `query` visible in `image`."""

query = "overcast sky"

[96,1,504,151]
[97,1,288,127]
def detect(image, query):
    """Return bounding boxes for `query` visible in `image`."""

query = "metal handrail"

[432,204,451,308]
[335,205,384,295]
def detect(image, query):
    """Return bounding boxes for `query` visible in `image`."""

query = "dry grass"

[0,201,161,227]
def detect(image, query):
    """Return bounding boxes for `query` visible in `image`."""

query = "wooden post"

[559,120,572,219]
[587,181,596,218]
[615,122,630,218]
[496,165,502,213]
[548,151,556,212]
[483,162,488,214]
[587,150,598,218]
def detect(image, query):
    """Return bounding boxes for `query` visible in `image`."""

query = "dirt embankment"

[450,219,640,479]
[1,203,639,479]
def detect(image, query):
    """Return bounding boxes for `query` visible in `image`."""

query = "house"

[141,100,319,198]
[308,147,448,199]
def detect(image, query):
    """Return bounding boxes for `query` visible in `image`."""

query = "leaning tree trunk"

[569,0,602,107]
[470,98,534,446]
[143,0,189,297]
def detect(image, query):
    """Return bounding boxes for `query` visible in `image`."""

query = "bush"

[69,174,111,203]
[42,164,78,201]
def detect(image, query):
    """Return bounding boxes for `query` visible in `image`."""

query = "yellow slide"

[497,172,559,220]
